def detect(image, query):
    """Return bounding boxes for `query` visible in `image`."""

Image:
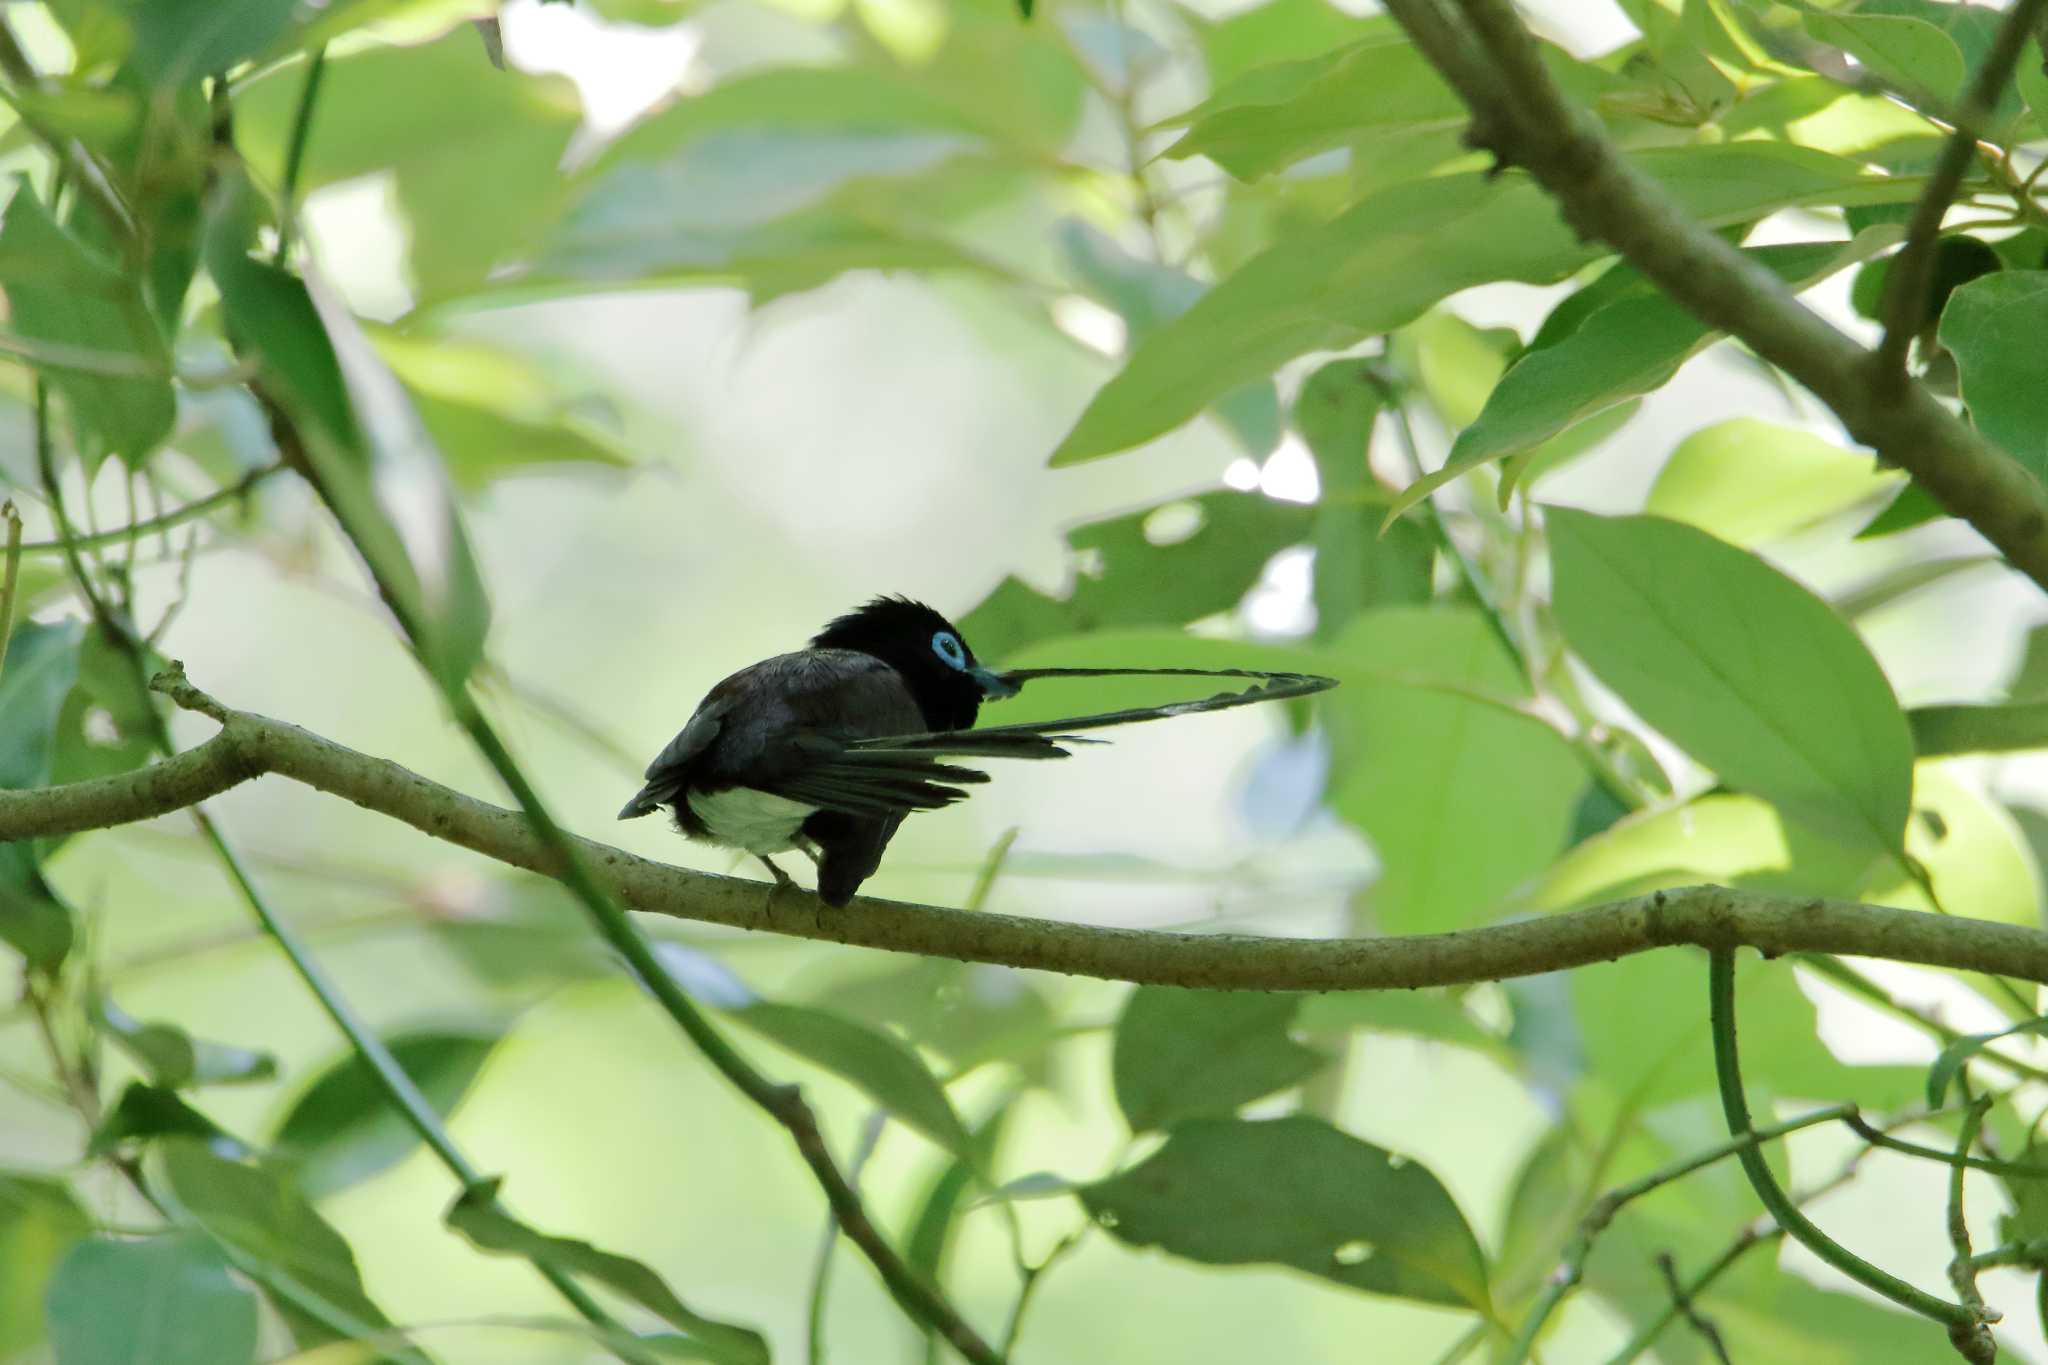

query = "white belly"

[687,787,817,855]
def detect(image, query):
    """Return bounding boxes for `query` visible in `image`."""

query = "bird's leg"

[793,836,823,870]
[755,854,801,920]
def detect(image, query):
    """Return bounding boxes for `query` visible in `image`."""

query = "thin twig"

[1874,0,2048,387]
[274,47,329,267]
[14,462,283,555]
[1708,949,1989,1342]
[1843,1109,2048,1181]
[0,499,21,676]
[1945,1096,1996,1363]
[1654,1251,1731,1365]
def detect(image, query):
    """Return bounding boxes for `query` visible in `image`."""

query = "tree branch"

[1381,0,2048,598]
[4,667,2046,992]
[1875,0,2048,384]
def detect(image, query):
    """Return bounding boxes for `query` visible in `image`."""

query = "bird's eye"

[931,631,968,670]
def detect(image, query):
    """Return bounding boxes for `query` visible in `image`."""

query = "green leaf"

[957,489,1313,663]
[1111,987,1324,1131]
[0,618,84,968]
[1292,990,1497,1054]
[1909,702,2048,756]
[89,1083,251,1157]
[0,1171,91,1358]
[1645,418,1902,546]
[1324,607,1585,932]
[1804,14,1965,103]
[231,34,579,298]
[1939,271,2048,485]
[94,995,277,1089]
[49,620,159,787]
[727,1002,973,1159]
[1050,145,1920,465]
[0,182,173,470]
[798,957,1058,1082]
[1079,1116,1490,1310]
[156,1139,416,1360]
[371,330,631,488]
[47,1234,258,1365]
[125,0,306,91]
[1295,359,1431,641]
[446,1179,769,1365]
[1927,1017,2048,1108]
[270,1030,499,1197]
[1391,238,1890,519]
[1546,510,1913,851]
[205,175,491,696]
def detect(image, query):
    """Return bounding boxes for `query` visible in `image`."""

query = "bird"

[618,597,1067,906]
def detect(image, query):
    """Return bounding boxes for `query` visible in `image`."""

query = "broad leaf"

[94,995,277,1090]
[1080,1116,1490,1310]
[127,0,307,91]
[1940,271,2048,485]
[1111,986,1324,1131]
[0,619,83,967]
[1645,419,1901,546]
[0,1172,90,1358]
[728,1002,973,1159]
[270,1031,499,1196]
[0,181,172,470]
[156,1140,417,1359]
[47,1234,258,1365]
[1050,145,1923,464]
[447,1180,769,1365]
[1547,510,1913,852]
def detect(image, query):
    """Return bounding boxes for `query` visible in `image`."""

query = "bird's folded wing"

[759,737,996,818]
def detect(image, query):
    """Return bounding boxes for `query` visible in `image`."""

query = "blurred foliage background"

[7,0,2048,1361]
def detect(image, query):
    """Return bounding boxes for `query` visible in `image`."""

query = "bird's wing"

[617,703,726,818]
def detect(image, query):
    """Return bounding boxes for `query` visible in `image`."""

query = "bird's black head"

[811,596,1016,731]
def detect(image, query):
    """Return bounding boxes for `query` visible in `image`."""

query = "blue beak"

[970,665,1020,699]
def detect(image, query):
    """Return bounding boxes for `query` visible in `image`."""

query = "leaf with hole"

[1080,1116,1489,1310]
[1112,986,1324,1131]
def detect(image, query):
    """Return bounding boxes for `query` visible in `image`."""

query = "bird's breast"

[685,787,817,854]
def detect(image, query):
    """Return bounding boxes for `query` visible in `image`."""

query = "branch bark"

[5,668,2046,992]
[1378,0,2048,597]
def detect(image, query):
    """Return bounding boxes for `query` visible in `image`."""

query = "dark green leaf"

[47,1234,257,1365]
[49,621,159,787]
[0,1171,91,1358]
[94,995,277,1089]
[1111,986,1324,1131]
[125,0,305,89]
[0,618,84,968]
[89,1083,250,1157]
[727,1002,972,1159]
[958,490,1312,662]
[447,1179,769,1365]
[205,174,491,696]
[1854,481,1945,539]
[0,182,173,469]
[156,1140,416,1359]
[1079,1116,1490,1310]
[271,1031,499,1197]
[1547,509,1913,851]
[1940,271,2048,485]
[1394,238,1888,516]
[1295,359,1430,642]
[1050,146,1922,465]
[1909,703,2048,756]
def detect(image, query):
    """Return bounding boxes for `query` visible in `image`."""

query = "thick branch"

[1392,0,2048,597]
[4,681,2047,991]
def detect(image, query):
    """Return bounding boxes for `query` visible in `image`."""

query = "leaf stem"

[1707,949,1985,1334]
[1945,1097,1997,1364]
[0,498,21,677]
[275,46,329,267]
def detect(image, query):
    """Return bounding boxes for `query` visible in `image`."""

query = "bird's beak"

[970,665,1021,699]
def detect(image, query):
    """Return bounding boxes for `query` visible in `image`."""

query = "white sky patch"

[1258,431,1319,503]
[1222,457,1261,490]
[500,0,704,151]
[1244,545,1316,637]
[1051,294,1128,357]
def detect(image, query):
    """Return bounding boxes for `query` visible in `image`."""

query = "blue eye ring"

[932,631,968,670]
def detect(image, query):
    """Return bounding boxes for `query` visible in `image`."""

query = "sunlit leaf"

[47,1234,258,1365]
[1645,418,1902,546]
[0,1171,90,1358]
[1547,510,1913,852]
[1080,1116,1490,1310]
